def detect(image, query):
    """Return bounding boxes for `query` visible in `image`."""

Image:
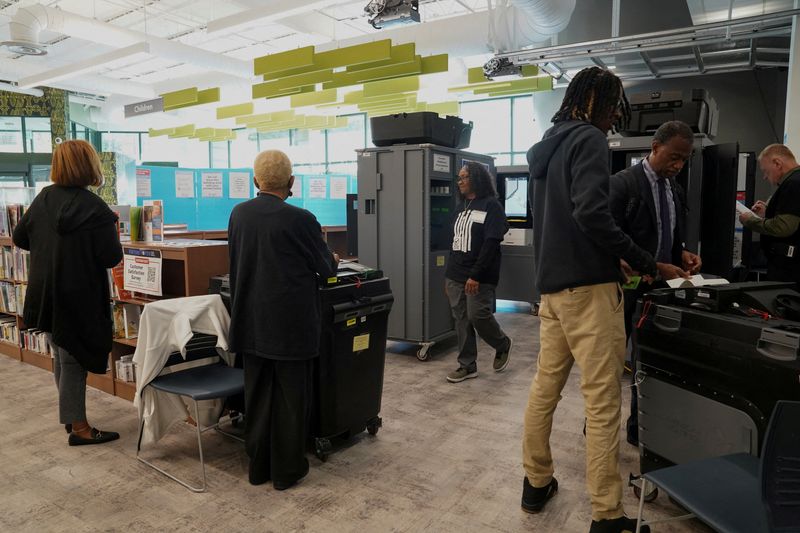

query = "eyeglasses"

[457,176,470,182]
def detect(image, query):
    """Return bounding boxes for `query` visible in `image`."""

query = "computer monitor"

[504,174,528,218]
[628,152,649,168]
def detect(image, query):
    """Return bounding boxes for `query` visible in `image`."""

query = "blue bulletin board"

[135,166,355,230]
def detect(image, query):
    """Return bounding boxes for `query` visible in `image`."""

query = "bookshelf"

[107,238,229,401]
[5,229,230,402]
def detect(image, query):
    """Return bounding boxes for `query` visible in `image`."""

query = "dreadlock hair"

[551,66,631,133]
[457,161,497,202]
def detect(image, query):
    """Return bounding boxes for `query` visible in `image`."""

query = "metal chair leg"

[636,478,648,533]
[135,400,208,492]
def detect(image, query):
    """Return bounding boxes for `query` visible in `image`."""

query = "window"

[102,132,140,161]
[0,117,24,153]
[210,141,229,168]
[257,130,291,153]
[230,130,259,168]
[286,128,325,168]
[327,114,366,164]
[460,99,512,156]
[24,117,52,153]
[512,96,540,165]
[141,136,210,167]
[31,165,51,194]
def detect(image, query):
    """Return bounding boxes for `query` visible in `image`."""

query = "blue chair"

[136,333,244,493]
[635,400,800,532]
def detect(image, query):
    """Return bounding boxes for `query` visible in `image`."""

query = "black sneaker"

[589,516,649,533]
[493,337,512,372]
[521,476,558,513]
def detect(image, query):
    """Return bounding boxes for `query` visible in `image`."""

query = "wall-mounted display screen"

[504,174,528,218]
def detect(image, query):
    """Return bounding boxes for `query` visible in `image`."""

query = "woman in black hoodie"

[13,140,123,446]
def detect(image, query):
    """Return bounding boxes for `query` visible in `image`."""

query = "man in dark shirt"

[444,161,512,383]
[740,144,800,282]
[521,67,655,533]
[609,120,700,445]
[228,150,338,490]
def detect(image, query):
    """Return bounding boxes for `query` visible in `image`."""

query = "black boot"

[589,516,649,533]
[521,476,558,513]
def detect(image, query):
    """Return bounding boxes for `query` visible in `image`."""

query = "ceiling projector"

[364,0,421,30]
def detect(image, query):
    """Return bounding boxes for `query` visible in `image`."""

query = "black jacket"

[528,120,656,294]
[609,162,687,266]
[228,194,337,361]
[445,195,508,285]
[13,185,123,374]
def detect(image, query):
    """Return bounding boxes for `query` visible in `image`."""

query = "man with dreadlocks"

[520,67,657,533]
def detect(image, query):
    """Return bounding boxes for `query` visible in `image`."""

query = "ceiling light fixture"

[539,62,564,80]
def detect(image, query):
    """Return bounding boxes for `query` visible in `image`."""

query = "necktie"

[657,178,672,263]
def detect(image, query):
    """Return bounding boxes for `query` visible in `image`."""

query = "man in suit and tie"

[609,120,702,446]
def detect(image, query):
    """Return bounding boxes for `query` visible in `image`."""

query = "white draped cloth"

[133,294,233,446]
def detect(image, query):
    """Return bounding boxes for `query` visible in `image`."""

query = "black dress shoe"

[68,428,120,446]
[273,459,309,491]
[521,476,558,513]
[65,424,72,434]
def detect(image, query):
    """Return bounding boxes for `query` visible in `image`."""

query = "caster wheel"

[416,346,430,361]
[366,417,382,436]
[314,438,332,461]
[632,484,659,503]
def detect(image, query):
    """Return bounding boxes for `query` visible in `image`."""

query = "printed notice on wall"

[174,171,194,198]
[330,177,348,199]
[201,172,223,198]
[229,172,250,199]
[432,153,450,173]
[290,175,303,198]
[136,168,151,198]
[309,178,327,199]
[123,247,162,296]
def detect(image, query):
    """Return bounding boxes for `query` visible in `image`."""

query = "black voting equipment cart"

[631,281,800,500]
[210,260,393,461]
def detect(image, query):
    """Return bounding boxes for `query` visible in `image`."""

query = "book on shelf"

[110,263,132,300]
[112,303,125,338]
[142,200,164,243]
[0,315,18,344]
[12,248,29,282]
[0,246,12,279]
[122,303,141,339]
[15,284,25,314]
[115,355,136,383]
[0,281,16,314]
[21,328,51,357]
[6,204,26,236]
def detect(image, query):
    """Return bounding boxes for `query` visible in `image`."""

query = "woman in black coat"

[13,140,123,446]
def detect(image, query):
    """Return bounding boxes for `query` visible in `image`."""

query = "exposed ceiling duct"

[312,0,575,59]
[3,3,252,79]
[491,0,577,53]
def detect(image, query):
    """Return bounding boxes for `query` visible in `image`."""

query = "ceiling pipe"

[7,4,252,79]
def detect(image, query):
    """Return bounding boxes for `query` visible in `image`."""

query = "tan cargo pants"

[523,282,626,521]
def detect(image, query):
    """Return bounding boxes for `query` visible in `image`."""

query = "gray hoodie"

[527,120,656,294]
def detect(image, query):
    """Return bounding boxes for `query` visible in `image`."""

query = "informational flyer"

[201,172,223,198]
[136,168,151,198]
[229,172,251,199]
[175,171,194,198]
[309,178,327,199]
[123,247,162,296]
[330,177,348,199]
[290,176,303,198]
